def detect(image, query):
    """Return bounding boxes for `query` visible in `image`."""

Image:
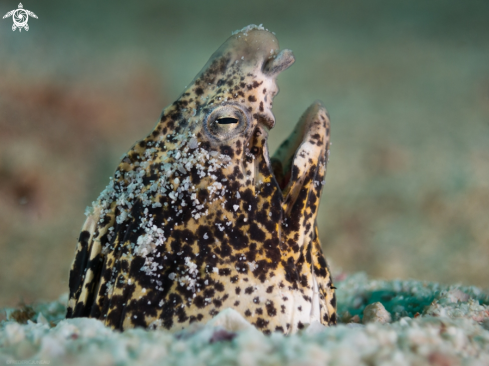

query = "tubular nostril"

[253,113,275,130]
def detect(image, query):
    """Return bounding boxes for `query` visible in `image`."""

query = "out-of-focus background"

[1,0,488,306]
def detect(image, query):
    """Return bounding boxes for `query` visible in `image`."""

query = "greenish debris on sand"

[337,272,489,321]
[1,272,488,365]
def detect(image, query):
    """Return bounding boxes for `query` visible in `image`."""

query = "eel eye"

[205,104,249,141]
[217,117,239,125]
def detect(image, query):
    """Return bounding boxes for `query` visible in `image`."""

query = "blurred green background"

[1,0,488,306]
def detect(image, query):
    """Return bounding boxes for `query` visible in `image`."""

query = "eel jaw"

[271,101,331,207]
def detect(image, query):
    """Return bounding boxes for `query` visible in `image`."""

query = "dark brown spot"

[255,318,269,328]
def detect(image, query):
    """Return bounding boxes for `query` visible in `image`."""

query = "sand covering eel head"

[66,25,336,335]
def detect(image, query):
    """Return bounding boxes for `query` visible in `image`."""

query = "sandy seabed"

[1,272,488,366]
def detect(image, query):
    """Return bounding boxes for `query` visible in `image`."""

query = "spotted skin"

[66,27,336,334]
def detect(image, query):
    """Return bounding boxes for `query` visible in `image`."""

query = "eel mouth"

[270,101,330,202]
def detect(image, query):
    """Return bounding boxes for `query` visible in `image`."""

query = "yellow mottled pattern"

[66,28,336,334]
